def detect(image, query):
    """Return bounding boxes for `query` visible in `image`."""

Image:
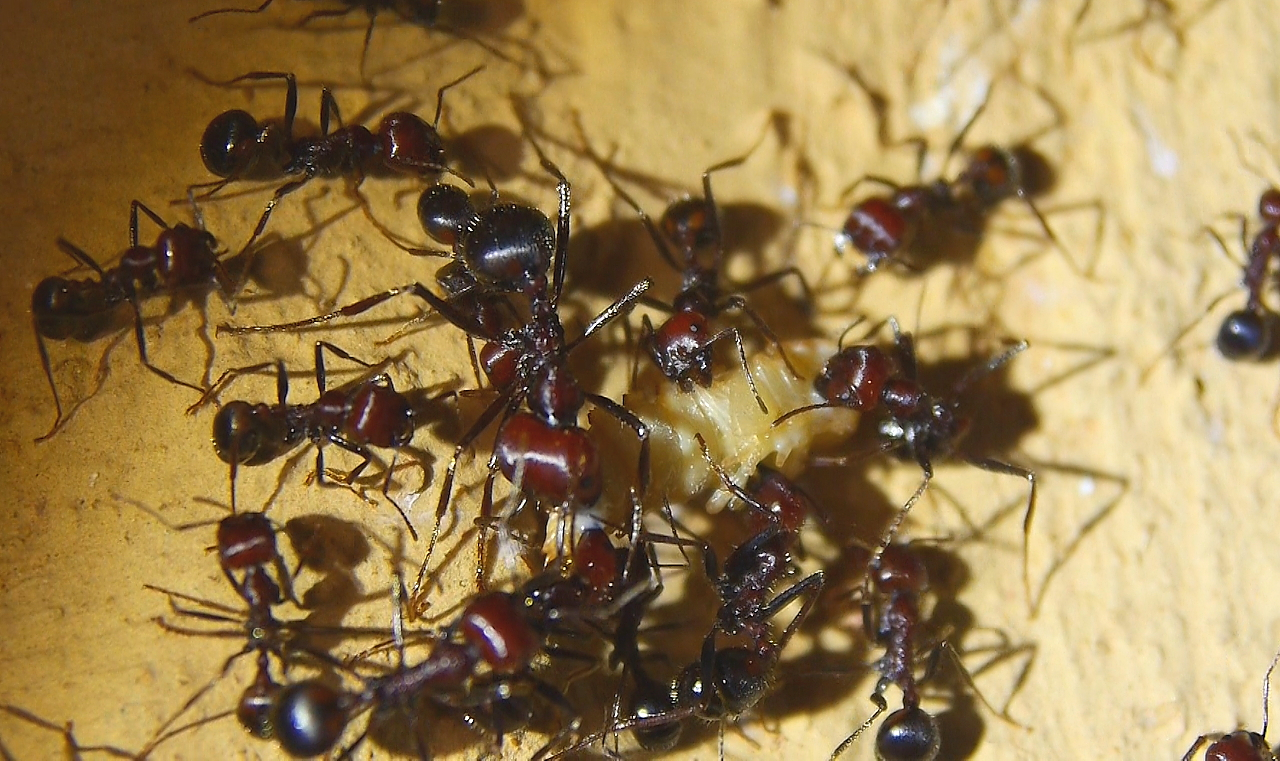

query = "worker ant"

[190,67,477,253]
[774,318,1036,604]
[32,199,236,442]
[188,341,425,534]
[572,122,808,414]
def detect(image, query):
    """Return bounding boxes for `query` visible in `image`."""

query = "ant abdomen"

[460,203,555,293]
[213,401,281,465]
[1216,309,1272,360]
[271,680,349,757]
[418,184,477,246]
[31,278,111,340]
[630,689,682,752]
[875,706,940,761]
[201,110,290,180]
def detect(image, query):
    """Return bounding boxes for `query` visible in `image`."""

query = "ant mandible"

[774,318,1037,604]
[189,341,422,535]
[192,67,477,254]
[32,199,231,441]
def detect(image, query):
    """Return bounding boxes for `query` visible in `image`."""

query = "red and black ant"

[189,341,424,534]
[774,318,1036,602]
[191,67,477,253]
[573,127,809,414]
[137,511,378,755]
[829,540,1021,761]
[222,139,654,607]
[32,199,236,441]
[830,63,1075,277]
[270,505,660,759]
[1181,647,1280,761]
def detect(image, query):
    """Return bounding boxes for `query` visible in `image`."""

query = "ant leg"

[185,360,277,415]
[967,457,1037,610]
[594,156,684,273]
[953,340,1028,395]
[867,465,934,587]
[221,71,298,139]
[130,199,172,247]
[314,340,377,393]
[886,316,918,381]
[718,294,802,379]
[930,641,1028,728]
[1178,736,1214,761]
[828,691,888,760]
[838,174,903,205]
[759,571,825,645]
[522,130,571,306]
[54,238,106,275]
[189,0,274,23]
[731,265,814,305]
[567,278,652,351]
[318,88,343,136]
[432,65,487,128]
[412,390,518,605]
[474,469,502,590]
[125,294,207,396]
[584,393,649,496]
[242,175,312,254]
[32,331,67,443]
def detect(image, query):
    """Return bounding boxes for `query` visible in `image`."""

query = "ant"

[831,63,1074,276]
[569,485,824,758]
[137,511,375,755]
[270,510,660,759]
[773,318,1037,604]
[191,68,477,254]
[221,137,654,608]
[189,341,423,534]
[32,199,234,442]
[829,540,1021,761]
[573,123,808,414]
[1181,647,1280,761]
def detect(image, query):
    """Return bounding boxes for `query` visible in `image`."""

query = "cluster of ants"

[23,1,1280,760]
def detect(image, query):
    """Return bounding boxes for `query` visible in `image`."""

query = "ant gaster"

[32,200,230,441]
[190,341,419,534]
[774,318,1036,604]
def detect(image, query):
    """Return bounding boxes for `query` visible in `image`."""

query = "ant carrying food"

[829,540,1022,761]
[774,318,1037,603]
[221,135,654,606]
[31,199,236,441]
[189,341,425,534]
[1181,647,1280,761]
[573,123,809,415]
[191,67,477,253]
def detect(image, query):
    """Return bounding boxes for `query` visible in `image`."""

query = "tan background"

[1,0,1278,759]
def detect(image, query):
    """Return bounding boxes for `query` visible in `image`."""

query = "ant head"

[1217,309,1273,360]
[236,674,282,739]
[378,112,448,177]
[816,345,896,410]
[875,706,940,761]
[713,646,770,716]
[200,110,263,179]
[217,512,279,571]
[418,184,477,248]
[461,203,555,295]
[746,465,811,535]
[213,401,265,464]
[1261,190,1280,226]
[573,528,621,595]
[1203,730,1271,761]
[843,197,913,261]
[271,680,349,757]
[660,197,716,258]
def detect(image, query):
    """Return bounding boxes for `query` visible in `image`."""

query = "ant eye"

[875,706,940,761]
[200,110,261,178]
[1217,310,1271,360]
